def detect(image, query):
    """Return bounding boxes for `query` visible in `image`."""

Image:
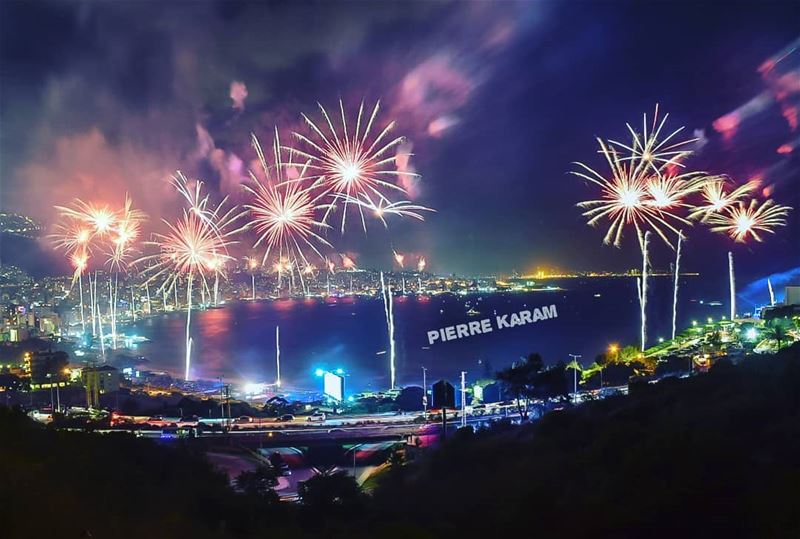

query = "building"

[82,365,121,408]
[785,286,800,306]
[762,285,800,319]
[37,311,61,335]
[29,350,69,390]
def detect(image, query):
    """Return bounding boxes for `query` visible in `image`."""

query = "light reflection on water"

[127,277,728,392]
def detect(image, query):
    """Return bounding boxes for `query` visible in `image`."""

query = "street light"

[608,344,619,362]
[568,354,581,401]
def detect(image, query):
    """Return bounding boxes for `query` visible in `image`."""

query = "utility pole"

[568,354,582,402]
[422,366,428,414]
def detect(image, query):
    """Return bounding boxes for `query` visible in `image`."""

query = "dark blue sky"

[1,0,798,283]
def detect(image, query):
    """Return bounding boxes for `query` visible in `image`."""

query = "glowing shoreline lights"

[51,99,432,386]
[574,105,792,352]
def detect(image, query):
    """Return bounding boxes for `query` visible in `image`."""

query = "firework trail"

[729,252,736,320]
[380,271,396,389]
[639,230,651,351]
[104,195,146,348]
[54,195,147,347]
[417,256,426,292]
[671,232,683,340]
[51,219,94,334]
[145,282,152,314]
[275,326,281,388]
[289,100,418,233]
[69,251,88,334]
[245,256,259,300]
[768,278,775,306]
[707,198,791,242]
[204,253,227,306]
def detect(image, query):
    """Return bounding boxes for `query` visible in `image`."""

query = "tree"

[617,345,640,364]
[235,465,279,499]
[395,386,424,412]
[535,362,569,400]
[765,318,794,350]
[496,354,543,420]
[298,470,363,515]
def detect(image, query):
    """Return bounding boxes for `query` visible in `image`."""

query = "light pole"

[568,354,582,402]
[422,366,428,413]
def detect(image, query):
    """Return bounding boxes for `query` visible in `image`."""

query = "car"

[306,412,326,422]
[327,428,344,434]
[234,416,254,425]
[277,414,295,422]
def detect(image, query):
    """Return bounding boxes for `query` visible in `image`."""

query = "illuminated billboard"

[323,371,344,401]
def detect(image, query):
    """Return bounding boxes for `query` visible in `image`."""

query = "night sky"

[1,0,798,284]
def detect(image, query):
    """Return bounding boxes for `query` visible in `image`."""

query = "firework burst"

[139,206,239,380]
[55,199,118,237]
[707,198,791,242]
[141,210,236,293]
[244,134,332,270]
[574,106,705,351]
[289,99,418,233]
[687,177,758,222]
[573,139,693,249]
[52,221,94,257]
[608,104,698,178]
